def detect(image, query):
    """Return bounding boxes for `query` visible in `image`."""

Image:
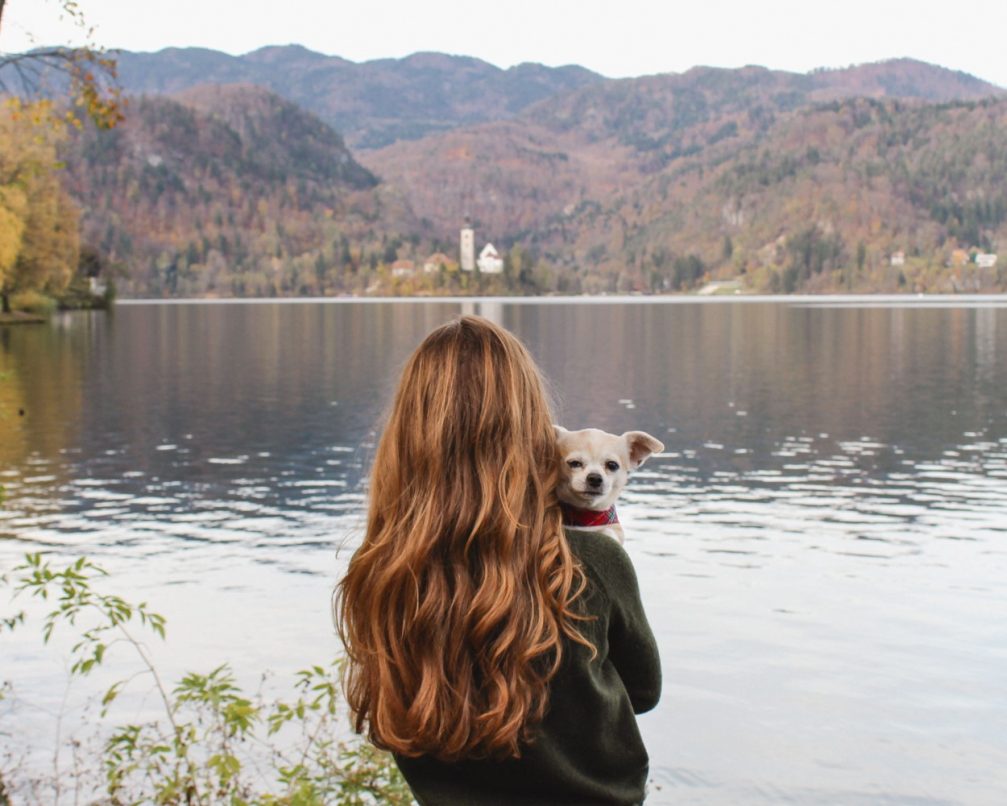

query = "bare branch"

[0,8,122,128]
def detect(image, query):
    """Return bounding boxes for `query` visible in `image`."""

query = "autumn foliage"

[0,101,80,313]
[0,0,123,313]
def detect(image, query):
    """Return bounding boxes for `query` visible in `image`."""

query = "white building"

[975,253,998,269]
[423,252,454,273]
[477,243,504,274]
[890,251,905,267]
[460,225,475,272]
[390,259,416,278]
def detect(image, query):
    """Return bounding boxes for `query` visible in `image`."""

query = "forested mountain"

[548,97,1007,293]
[51,55,1007,296]
[111,49,1000,157]
[113,46,603,148]
[60,85,422,296]
[357,60,1007,293]
[363,60,1006,238]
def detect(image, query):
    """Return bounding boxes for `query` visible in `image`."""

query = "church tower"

[460,218,475,272]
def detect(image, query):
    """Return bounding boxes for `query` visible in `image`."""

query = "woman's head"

[337,315,590,761]
[372,314,557,532]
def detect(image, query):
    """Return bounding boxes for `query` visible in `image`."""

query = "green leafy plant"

[1,553,413,805]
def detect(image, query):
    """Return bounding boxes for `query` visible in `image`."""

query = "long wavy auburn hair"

[336,315,592,761]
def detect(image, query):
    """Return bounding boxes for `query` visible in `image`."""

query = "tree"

[0,184,27,292]
[11,162,79,302]
[672,254,706,290]
[0,102,80,312]
[784,225,845,291]
[0,1,120,312]
[0,0,123,129]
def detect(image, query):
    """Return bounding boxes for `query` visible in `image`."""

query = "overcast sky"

[3,0,1006,87]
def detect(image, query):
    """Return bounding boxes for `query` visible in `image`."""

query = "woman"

[337,315,661,805]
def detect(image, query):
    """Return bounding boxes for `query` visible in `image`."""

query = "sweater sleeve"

[600,540,662,714]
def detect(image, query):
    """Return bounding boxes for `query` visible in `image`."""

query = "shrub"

[8,291,57,316]
[0,554,414,805]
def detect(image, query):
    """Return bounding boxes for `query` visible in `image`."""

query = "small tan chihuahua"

[554,426,664,543]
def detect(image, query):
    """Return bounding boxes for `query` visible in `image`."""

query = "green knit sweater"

[395,529,662,805]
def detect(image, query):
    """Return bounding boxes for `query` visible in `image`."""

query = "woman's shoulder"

[563,529,639,597]
[564,527,630,560]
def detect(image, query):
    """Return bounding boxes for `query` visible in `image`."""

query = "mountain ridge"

[112,45,605,149]
[362,58,1006,239]
[113,47,1003,154]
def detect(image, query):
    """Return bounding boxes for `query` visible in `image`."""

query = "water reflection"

[2,300,1006,805]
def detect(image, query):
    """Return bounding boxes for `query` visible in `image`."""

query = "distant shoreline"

[112,293,1007,308]
[0,311,47,325]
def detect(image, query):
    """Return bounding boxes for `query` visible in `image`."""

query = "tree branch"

[0,46,123,128]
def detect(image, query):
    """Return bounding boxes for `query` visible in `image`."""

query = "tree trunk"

[1,291,10,315]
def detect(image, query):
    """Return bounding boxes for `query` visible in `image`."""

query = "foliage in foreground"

[0,554,413,805]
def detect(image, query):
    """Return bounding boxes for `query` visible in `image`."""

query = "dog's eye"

[605,461,620,472]
[567,460,583,469]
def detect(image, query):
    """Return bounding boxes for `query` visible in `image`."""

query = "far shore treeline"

[3,46,1007,309]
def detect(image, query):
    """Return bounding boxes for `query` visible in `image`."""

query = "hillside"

[55,56,1007,296]
[551,97,1007,293]
[171,84,377,188]
[60,85,419,296]
[113,46,603,148]
[363,60,1006,239]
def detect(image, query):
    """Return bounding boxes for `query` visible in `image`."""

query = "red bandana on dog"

[560,502,619,528]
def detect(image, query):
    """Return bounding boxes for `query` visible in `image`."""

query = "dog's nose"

[586,473,603,488]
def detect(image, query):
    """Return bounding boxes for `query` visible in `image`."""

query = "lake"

[2,297,1006,804]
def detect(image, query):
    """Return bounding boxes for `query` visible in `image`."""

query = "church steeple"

[460,216,475,272]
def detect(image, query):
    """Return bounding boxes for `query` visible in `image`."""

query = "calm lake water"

[2,297,1006,804]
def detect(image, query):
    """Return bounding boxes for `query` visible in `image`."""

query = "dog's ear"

[553,424,569,439]
[622,431,664,469]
